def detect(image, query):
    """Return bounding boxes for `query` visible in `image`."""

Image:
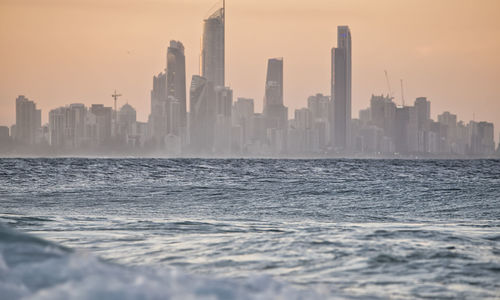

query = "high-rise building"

[201,3,225,88]
[69,103,87,147]
[438,111,458,152]
[0,126,10,152]
[166,96,181,137]
[370,95,396,138]
[189,75,216,154]
[307,93,331,149]
[263,58,288,130]
[468,121,495,155]
[214,86,233,154]
[358,108,370,126]
[414,97,431,130]
[14,95,41,145]
[394,106,418,154]
[294,108,313,130]
[166,40,187,130]
[264,58,283,107]
[90,104,112,146]
[233,98,254,125]
[117,103,137,139]
[414,97,431,152]
[438,112,457,136]
[48,107,68,148]
[263,58,288,154]
[307,94,330,121]
[149,72,167,144]
[252,113,267,146]
[48,103,107,150]
[331,26,352,151]
[215,86,233,118]
[289,108,315,154]
[166,97,182,154]
[0,126,9,141]
[232,98,254,150]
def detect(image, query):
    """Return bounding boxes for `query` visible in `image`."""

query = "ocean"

[0,158,499,299]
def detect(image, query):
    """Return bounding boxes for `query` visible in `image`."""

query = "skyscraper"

[90,104,112,146]
[48,104,86,149]
[214,86,233,154]
[149,72,167,144]
[470,121,495,155]
[370,94,396,138]
[48,107,68,148]
[263,58,288,154]
[166,40,187,130]
[166,97,182,154]
[414,97,431,152]
[394,106,418,154]
[264,58,283,107]
[331,26,352,151]
[118,103,137,138]
[414,97,431,130]
[263,58,287,130]
[189,75,215,154]
[307,93,331,149]
[232,98,254,149]
[201,3,225,88]
[14,95,41,145]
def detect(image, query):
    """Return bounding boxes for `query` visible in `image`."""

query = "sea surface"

[0,158,499,299]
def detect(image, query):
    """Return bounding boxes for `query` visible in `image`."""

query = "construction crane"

[384,70,393,98]
[111,90,122,130]
[400,79,405,107]
[111,90,122,113]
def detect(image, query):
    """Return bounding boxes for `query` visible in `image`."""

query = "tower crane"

[111,90,122,134]
[384,70,393,98]
[111,90,122,113]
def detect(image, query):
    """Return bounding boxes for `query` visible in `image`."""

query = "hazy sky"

[1,0,499,142]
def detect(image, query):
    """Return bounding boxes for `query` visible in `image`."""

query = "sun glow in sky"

[1,0,499,141]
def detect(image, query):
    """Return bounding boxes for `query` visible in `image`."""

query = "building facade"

[201,5,225,88]
[331,26,352,151]
[14,95,41,145]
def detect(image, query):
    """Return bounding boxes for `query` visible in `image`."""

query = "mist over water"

[1,158,499,299]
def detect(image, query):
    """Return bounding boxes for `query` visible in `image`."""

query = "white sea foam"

[0,225,319,300]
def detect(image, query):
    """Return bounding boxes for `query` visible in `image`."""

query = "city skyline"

[1,0,499,144]
[0,0,499,157]
[2,67,498,157]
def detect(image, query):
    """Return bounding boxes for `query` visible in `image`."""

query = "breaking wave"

[0,225,319,300]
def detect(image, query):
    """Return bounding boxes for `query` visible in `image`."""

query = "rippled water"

[1,158,499,299]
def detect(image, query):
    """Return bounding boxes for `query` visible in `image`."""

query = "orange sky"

[1,0,499,142]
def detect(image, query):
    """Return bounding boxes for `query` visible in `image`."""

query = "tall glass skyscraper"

[263,57,288,154]
[149,72,167,143]
[166,40,187,130]
[264,58,284,107]
[189,75,215,153]
[331,26,352,151]
[263,58,287,130]
[201,3,225,88]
